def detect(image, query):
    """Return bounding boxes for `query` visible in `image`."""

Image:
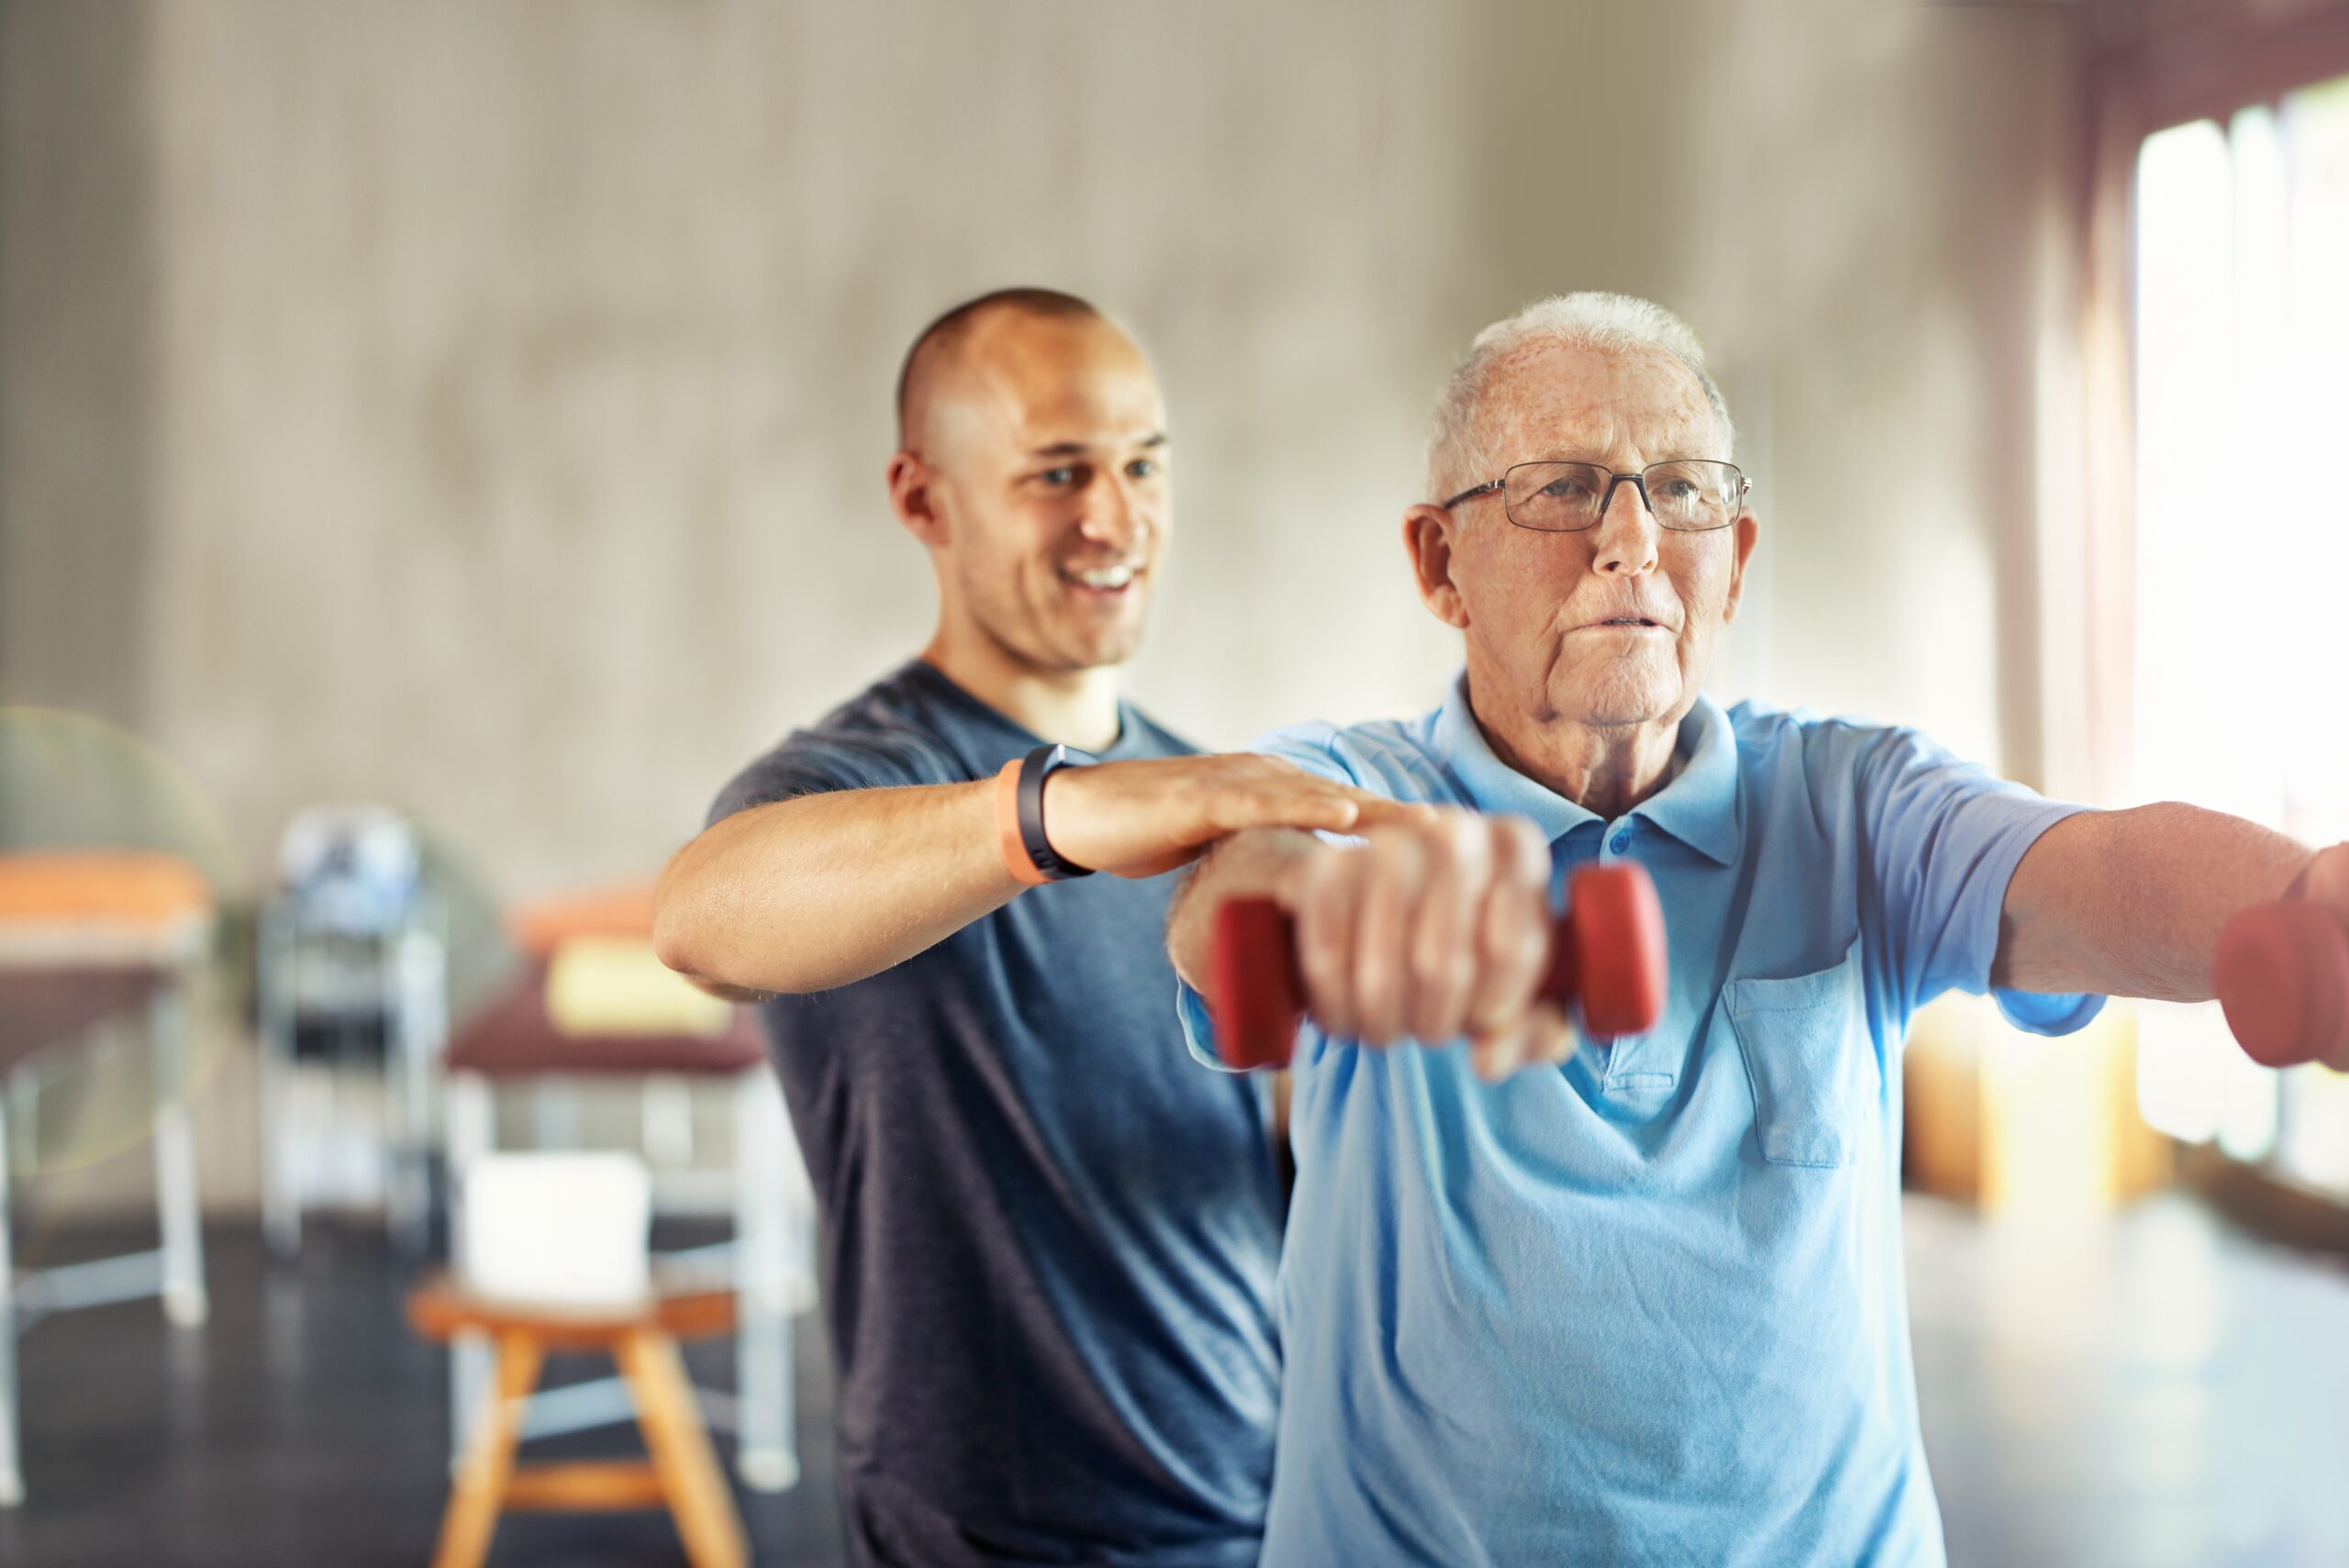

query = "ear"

[1404,503,1469,629]
[1720,508,1759,623]
[888,450,949,549]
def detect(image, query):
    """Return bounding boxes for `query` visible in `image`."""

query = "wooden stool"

[441,906,807,1494]
[408,1276,749,1568]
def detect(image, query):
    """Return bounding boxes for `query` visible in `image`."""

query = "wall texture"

[0,0,2091,1211]
[135,0,1479,898]
[0,0,156,727]
[6,0,2091,890]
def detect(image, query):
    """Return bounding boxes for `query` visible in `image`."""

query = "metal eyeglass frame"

[1441,460,1751,532]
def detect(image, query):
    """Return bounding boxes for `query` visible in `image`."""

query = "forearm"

[1165,827,1324,992]
[1992,803,2314,1000]
[653,784,1019,995]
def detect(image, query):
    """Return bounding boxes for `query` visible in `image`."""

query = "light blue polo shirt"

[1175,673,2103,1567]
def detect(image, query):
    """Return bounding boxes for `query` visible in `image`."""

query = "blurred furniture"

[0,851,214,1507]
[410,1276,748,1568]
[1904,991,2174,1213]
[257,806,446,1257]
[458,1151,652,1308]
[441,884,811,1493]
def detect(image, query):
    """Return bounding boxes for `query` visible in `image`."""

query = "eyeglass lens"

[1500,461,1741,532]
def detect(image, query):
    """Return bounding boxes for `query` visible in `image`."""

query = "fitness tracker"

[994,744,1097,884]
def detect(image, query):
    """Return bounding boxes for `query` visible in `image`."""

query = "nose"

[1590,474,1659,578]
[1080,470,1150,556]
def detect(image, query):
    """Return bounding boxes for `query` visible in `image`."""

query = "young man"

[655,289,1397,1567]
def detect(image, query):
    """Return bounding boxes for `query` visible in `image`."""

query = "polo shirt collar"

[1431,671,1742,865]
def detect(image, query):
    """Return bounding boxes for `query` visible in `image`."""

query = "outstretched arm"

[1994,805,2344,1057]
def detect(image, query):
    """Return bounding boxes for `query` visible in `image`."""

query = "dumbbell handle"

[1205,862,1668,1072]
[2215,894,2349,1068]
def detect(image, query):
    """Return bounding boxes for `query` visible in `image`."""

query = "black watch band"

[1017,743,1097,881]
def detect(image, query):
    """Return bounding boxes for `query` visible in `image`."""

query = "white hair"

[1426,292,1734,502]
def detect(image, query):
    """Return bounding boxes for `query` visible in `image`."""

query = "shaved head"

[896,287,1111,455]
[882,287,1171,678]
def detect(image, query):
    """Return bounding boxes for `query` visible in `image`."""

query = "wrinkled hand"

[1042,754,1428,880]
[2302,843,2349,1071]
[1280,807,1575,1080]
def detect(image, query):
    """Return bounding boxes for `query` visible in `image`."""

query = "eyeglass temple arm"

[1438,480,1505,510]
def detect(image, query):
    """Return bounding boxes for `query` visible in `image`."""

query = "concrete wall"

[0,0,2091,1213]
[0,0,156,728]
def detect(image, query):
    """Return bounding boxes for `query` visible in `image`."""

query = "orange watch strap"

[995,757,1052,886]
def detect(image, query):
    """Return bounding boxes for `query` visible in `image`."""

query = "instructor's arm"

[655,756,1407,995]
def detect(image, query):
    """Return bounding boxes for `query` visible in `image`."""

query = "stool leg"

[641,1075,694,1170]
[531,1082,582,1150]
[731,1070,796,1491]
[433,1330,541,1568]
[387,929,444,1257]
[257,906,302,1260]
[0,1100,23,1507]
[618,1329,747,1568]
[444,1073,494,1468]
[150,979,208,1328]
[450,1340,492,1471]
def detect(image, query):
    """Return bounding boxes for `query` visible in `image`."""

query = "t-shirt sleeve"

[1854,726,2104,1037]
[1174,723,1366,1073]
[707,726,957,830]
[1239,723,1374,790]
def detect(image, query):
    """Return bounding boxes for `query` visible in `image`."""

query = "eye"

[1038,465,1082,489]
[1540,474,1598,502]
[1655,478,1699,503]
[1125,457,1161,480]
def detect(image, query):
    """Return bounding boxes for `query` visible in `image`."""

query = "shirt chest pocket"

[1725,940,1878,1170]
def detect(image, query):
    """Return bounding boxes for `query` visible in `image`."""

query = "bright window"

[2132,75,2349,1191]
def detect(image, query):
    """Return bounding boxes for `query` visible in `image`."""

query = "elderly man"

[1165,292,2349,1565]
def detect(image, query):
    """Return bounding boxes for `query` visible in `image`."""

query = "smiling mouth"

[1060,563,1144,595]
[1587,616,1666,630]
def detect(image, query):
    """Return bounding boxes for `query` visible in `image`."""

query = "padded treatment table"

[0,852,215,1508]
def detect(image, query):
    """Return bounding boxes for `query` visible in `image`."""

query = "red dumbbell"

[2215,895,2349,1068]
[1206,862,1669,1072]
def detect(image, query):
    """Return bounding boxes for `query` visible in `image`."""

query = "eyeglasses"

[1441,460,1750,533]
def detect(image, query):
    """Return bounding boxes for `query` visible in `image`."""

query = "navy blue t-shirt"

[708,661,1282,1568]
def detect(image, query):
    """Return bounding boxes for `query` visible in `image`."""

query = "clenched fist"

[1278,807,1575,1080]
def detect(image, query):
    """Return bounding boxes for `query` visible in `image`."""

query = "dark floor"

[0,1220,845,1568]
[3,1195,2347,1567]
